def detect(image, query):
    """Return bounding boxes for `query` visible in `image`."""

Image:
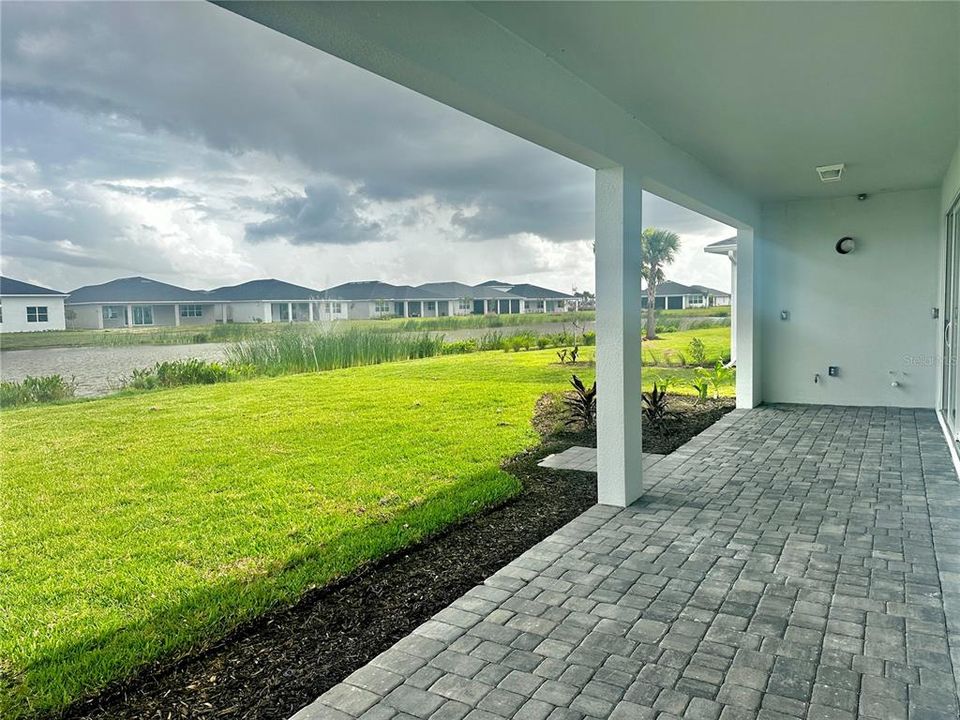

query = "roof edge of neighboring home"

[0,276,69,296]
[704,235,737,254]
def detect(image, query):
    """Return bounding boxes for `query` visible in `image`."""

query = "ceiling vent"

[816,163,845,183]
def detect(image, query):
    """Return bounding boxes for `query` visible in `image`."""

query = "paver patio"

[537,447,666,474]
[296,405,960,720]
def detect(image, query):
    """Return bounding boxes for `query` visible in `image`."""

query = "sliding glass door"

[943,196,960,439]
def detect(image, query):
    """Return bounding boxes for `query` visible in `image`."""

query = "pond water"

[0,320,599,399]
[0,343,230,397]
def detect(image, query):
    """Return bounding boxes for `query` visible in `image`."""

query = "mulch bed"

[62,395,733,720]
[535,391,735,455]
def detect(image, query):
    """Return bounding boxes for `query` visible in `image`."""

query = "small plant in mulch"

[556,349,568,364]
[563,374,596,429]
[709,359,733,399]
[691,368,710,403]
[569,345,579,363]
[642,381,669,424]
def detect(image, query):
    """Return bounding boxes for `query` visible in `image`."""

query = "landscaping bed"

[60,392,733,720]
[534,389,735,454]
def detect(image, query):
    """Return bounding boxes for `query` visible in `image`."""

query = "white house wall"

[0,296,66,332]
[67,305,103,329]
[760,188,940,408]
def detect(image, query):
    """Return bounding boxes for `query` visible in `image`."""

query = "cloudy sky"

[0,1,734,295]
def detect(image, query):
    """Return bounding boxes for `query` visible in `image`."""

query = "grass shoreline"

[0,312,599,351]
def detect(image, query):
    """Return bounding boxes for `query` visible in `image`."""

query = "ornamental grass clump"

[227,326,447,375]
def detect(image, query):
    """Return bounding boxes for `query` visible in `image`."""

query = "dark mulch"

[536,391,735,455]
[62,395,732,720]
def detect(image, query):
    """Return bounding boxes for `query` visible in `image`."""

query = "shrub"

[441,339,478,355]
[581,331,596,346]
[563,374,597,429]
[688,337,707,367]
[124,359,242,390]
[0,375,78,408]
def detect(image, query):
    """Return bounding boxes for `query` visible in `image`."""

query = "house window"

[26,306,48,323]
[180,304,204,317]
[374,300,390,314]
[331,302,342,314]
[458,299,471,311]
[104,306,124,320]
[132,305,153,325]
[426,301,436,311]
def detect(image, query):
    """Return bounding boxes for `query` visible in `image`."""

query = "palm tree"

[641,227,680,340]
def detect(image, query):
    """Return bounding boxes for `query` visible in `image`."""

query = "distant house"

[207,278,327,323]
[0,276,68,332]
[320,281,448,319]
[66,277,215,328]
[640,280,731,310]
[416,281,518,316]
[475,281,576,313]
[60,275,581,326]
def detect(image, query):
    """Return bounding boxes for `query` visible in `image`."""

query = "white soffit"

[476,2,959,201]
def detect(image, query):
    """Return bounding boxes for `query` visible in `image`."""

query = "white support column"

[728,250,737,363]
[734,227,759,408]
[222,304,228,323]
[174,304,180,327]
[404,301,409,318]
[96,306,104,329]
[127,303,134,327]
[594,167,644,507]
[287,301,294,323]
[308,302,314,322]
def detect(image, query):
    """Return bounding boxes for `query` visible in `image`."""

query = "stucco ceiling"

[475,2,959,201]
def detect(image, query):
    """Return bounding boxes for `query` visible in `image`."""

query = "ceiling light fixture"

[816,163,845,183]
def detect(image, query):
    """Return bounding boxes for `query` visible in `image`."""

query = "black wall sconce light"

[835,236,855,254]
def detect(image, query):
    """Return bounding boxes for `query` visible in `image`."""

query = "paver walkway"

[537,446,665,474]
[295,406,960,720]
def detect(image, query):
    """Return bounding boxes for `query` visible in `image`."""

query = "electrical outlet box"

[780,310,790,321]
[828,366,839,377]
[933,307,940,319]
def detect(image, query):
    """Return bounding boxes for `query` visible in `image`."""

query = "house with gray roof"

[207,279,325,323]
[640,279,731,310]
[321,281,452,319]
[61,275,584,327]
[0,276,68,332]
[474,280,576,313]
[66,277,215,329]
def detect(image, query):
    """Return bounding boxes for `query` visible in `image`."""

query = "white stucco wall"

[760,188,940,408]
[227,302,270,323]
[0,296,66,332]
[67,305,103,329]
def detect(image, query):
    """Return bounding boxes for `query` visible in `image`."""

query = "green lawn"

[642,326,731,366]
[0,347,732,717]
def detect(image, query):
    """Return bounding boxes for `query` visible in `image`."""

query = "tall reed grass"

[226,327,448,375]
